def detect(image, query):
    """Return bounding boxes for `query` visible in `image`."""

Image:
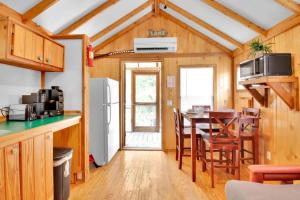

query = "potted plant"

[249,38,273,58]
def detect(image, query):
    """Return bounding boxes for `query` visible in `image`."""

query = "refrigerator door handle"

[107,83,112,126]
[107,81,112,105]
[107,104,111,127]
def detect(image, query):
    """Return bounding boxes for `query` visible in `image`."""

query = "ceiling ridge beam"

[233,14,300,56]
[160,11,233,56]
[57,0,119,35]
[91,0,152,43]
[22,0,59,22]
[275,0,300,14]
[154,0,160,16]
[94,12,154,52]
[202,0,267,36]
[165,0,243,48]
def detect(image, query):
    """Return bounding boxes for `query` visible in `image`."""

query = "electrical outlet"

[266,151,271,160]
[167,100,173,107]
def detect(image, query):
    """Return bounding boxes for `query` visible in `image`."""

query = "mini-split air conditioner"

[133,37,177,53]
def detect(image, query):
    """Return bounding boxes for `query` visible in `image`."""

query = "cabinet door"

[11,24,26,59]
[4,143,21,200]
[25,30,44,63]
[34,134,46,200]
[20,139,35,200]
[45,132,54,200]
[44,39,64,68]
[0,148,6,200]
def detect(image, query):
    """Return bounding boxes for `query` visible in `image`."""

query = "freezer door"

[107,79,119,103]
[107,102,120,162]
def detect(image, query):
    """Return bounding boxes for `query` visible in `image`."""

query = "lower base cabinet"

[0,131,54,200]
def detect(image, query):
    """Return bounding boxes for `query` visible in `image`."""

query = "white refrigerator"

[89,78,120,166]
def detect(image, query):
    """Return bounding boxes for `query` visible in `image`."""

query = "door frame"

[178,64,217,111]
[120,59,163,150]
[131,70,160,132]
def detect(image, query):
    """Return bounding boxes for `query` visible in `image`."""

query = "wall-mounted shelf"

[239,76,299,110]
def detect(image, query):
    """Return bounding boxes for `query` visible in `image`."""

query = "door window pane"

[135,75,157,103]
[135,105,156,126]
[180,67,214,111]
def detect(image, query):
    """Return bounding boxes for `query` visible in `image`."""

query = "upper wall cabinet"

[0,17,64,72]
[44,39,64,69]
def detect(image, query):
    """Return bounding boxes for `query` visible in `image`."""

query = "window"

[236,66,244,90]
[180,67,214,112]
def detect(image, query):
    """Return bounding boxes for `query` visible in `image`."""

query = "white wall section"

[0,64,41,108]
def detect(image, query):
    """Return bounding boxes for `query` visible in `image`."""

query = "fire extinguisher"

[87,45,94,67]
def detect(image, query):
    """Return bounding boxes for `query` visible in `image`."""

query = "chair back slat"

[242,107,260,117]
[241,108,260,133]
[173,108,184,138]
[209,111,240,142]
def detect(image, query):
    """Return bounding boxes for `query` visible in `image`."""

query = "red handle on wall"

[87,45,94,67]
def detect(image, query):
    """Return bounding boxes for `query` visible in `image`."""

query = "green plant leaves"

[249,38,273,58]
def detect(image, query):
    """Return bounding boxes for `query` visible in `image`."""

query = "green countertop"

[0,114,81,137]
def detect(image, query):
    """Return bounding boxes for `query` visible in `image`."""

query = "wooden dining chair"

[240,107,260,164]
[201,111,241,188]
[173,108,203,169]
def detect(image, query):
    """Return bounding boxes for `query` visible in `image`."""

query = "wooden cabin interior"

[1,0,300,199]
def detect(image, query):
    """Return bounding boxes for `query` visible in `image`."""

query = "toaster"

[7,104,37,121]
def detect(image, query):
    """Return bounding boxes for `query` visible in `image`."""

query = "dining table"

[183,111,260,182]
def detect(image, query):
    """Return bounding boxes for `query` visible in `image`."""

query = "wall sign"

[167,75,176,88]
[148,29,168,37]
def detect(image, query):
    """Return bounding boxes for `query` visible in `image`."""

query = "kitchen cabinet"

[45,132,54,200]
[4,143,21,200]
[11,24,44,64]
[25,29,44,63]
[0,16,64,72]
[0,115,81,199]
[44,39,64,68]
[0,148,5,200]
[11,23,26,59]
[0,132,54,200]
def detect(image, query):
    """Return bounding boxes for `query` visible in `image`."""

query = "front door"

[132,71,160,132]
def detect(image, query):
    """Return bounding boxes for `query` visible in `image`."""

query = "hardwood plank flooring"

[70,151,250,200]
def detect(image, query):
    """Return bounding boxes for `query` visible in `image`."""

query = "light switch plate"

[167,100,173,106]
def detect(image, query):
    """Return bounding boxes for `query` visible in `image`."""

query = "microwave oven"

[240,53,292,80]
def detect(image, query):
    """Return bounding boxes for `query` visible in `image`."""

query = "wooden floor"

[125,132,161,149]
[70,151,250,200]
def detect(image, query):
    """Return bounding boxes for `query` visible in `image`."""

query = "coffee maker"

[40,86,64,117]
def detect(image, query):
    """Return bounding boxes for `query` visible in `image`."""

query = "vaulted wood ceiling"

[1,0,300,54]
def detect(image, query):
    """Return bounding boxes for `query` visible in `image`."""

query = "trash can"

[53,148,73,200]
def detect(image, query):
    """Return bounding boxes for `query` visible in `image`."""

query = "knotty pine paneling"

[90,16,233,150]
[234,24,300,164]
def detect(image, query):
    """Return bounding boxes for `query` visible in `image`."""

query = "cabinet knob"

[37,56,42,61]
[46,58,51,64]
[46,135,51,140]
[11,148,18,155]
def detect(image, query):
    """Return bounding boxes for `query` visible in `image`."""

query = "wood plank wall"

[234,24,300,164]
[90,16,233,150]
